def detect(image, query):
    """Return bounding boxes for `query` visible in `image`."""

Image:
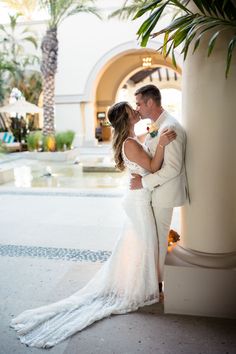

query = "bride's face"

[127,106,140,126]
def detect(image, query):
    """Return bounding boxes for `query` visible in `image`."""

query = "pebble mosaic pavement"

[0,244,112,263]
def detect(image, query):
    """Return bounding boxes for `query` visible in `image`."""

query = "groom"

[130,84,188,293]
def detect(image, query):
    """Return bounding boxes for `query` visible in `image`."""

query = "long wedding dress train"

[10,139,160,348]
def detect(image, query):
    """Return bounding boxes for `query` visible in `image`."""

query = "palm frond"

[109,0,155,20]
[63,5,102,23]
[134,0,169,20]
[38,0,101,27]
[0,13,39,60]
[21,35,38,48]
[138,2,169,47]
[226,35,236,77]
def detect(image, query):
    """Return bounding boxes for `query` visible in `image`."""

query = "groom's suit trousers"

[152,206,173,283]
[142,111,188,283]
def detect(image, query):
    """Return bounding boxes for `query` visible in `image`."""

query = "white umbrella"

[0,98,42,114]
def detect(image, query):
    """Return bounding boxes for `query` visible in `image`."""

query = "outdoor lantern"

[142,57,152,68]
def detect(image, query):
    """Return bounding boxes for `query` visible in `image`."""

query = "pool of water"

[0,159,128,190]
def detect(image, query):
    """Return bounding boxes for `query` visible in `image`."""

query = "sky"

[0,0,120,23]
[0,3,47,23]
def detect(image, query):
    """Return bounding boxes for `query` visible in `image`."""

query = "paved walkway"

[0,152,235,354]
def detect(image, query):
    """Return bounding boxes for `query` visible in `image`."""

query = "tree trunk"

[41,28,58,135]
[42,75,55,135]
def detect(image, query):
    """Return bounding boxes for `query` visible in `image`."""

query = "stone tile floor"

[1,255,236,354]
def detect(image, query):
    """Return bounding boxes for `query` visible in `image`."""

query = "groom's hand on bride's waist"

[130,174,143,190]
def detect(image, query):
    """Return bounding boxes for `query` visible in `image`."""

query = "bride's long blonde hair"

[108,102,131,171]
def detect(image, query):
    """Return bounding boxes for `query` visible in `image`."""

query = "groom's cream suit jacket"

[142,110,188,208]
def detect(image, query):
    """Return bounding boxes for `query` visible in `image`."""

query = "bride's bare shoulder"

[123,138,142,160]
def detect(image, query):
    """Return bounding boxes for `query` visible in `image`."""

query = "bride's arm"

[124,129,176,173]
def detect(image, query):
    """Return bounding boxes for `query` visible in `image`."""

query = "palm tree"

[0,12,40,104]
[0,13,38,61]
[0,54,15,103]
[0,54,16,134]
[0,13,39,84]
[39,0,101,135]
[132,0,236,78]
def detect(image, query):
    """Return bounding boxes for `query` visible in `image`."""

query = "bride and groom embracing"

[10,84,188,348]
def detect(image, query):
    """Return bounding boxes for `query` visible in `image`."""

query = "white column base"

[164,244,236,319]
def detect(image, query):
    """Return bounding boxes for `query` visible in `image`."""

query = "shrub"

[55,130,75,150]
[27,131,43,151]
[63,130,75,150]
[26,130,75,151]
[55,132,64,151]
[43,135,56,152]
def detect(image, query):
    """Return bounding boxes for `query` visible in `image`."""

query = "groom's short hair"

[135,84,161,106]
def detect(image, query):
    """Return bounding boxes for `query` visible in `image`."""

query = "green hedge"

[26,130,75,152]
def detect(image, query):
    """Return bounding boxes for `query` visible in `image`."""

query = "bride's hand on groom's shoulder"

[159,128,177,147]
[130,174,143,190]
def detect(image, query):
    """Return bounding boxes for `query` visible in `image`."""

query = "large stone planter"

[23,147,80,161]
[0,167,14,184]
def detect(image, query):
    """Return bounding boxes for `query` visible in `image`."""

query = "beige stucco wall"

[55,1,147,97]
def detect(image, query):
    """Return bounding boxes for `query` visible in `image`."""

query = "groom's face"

[135,94,149,119]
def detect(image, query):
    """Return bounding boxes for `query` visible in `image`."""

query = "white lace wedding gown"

[10,138,160,348]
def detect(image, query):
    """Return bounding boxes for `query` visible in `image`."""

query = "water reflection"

[8,161,127,189]
[14,166,33,188]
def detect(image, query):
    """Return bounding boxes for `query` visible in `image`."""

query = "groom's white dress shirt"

[142,110,188,208]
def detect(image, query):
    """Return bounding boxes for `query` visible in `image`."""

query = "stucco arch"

[82,40,182,145]
[84,40,182,103]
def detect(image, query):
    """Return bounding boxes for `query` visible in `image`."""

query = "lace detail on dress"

[122,137,150,176]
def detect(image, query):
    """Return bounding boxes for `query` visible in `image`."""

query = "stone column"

[83,102,97,146]
[164,29,236,318]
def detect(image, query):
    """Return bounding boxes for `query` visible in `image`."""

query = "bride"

[10,102,176,348]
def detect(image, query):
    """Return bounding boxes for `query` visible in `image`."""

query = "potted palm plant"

[133,0,236,78]
[111,0,236,77]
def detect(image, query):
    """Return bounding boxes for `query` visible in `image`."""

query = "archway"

[82,41,182,145]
